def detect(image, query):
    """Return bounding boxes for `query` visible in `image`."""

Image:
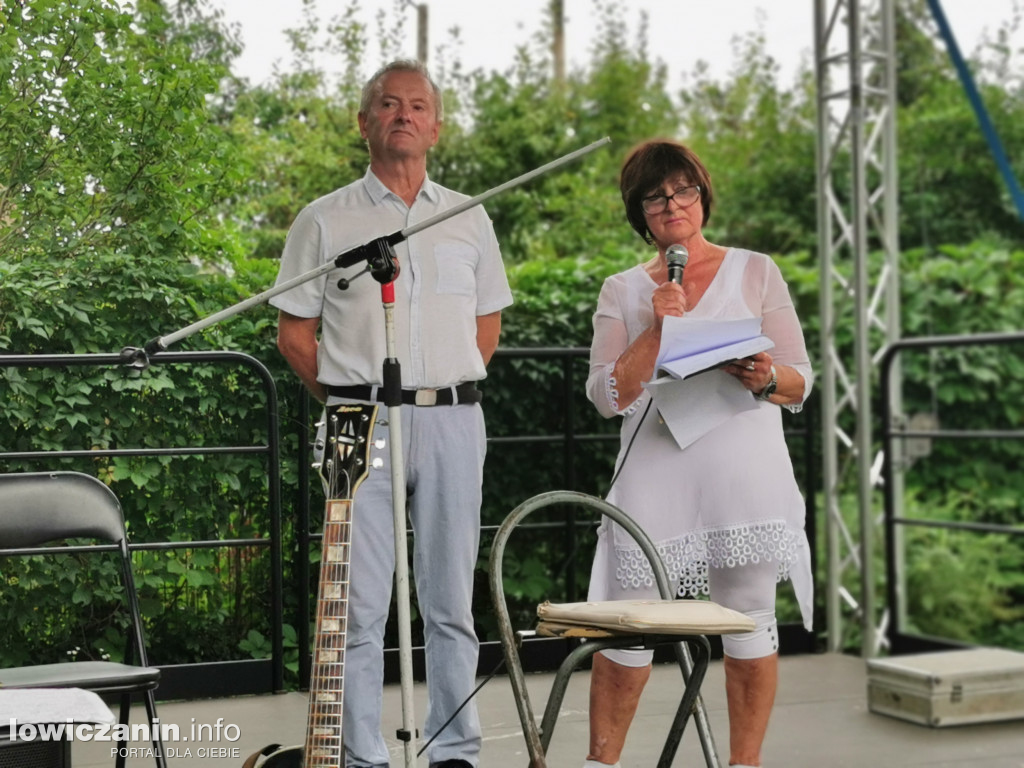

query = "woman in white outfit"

[582,139,814,768]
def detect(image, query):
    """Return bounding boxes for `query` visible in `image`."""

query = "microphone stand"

[370,254,418,768]
[120,137,612,768]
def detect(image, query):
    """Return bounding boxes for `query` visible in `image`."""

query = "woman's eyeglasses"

[641,185,701,215]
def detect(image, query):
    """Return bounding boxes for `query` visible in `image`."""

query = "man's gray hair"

[359,59,444,122]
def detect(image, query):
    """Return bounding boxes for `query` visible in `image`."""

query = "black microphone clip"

[119,346,150,370]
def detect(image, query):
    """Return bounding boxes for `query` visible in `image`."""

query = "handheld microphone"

[666,244,688,285]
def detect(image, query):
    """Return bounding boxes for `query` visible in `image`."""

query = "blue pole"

[926,0,1024,220]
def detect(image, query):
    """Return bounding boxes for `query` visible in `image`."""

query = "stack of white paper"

[655,316,774,380]
[646,316,774,450]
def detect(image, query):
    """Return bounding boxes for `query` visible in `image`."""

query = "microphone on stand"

[666,244,688,285]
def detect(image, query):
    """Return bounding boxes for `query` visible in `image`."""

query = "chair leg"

[498,635,547,767]
[658,636,712,768]
[672,638,722,768]
[538,639,606,754]
[538,635,649,756]
[116,694,131,768]
[141,689,167,768]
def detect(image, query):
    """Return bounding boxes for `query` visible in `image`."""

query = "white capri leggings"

[589,554,780,666]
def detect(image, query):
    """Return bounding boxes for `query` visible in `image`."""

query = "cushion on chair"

[537,599,756,635]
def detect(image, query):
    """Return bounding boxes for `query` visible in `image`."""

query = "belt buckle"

[415,389,438,406]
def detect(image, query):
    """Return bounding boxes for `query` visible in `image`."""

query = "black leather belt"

[326,383,482,406]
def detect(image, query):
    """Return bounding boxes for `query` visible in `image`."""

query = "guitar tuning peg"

[371,457,384,470]
[374,438,386,450]
[311,462,323,470]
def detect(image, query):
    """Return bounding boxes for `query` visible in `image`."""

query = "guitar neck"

[303,498,353,766]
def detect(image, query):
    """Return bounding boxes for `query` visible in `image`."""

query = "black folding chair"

[0,471,166,768]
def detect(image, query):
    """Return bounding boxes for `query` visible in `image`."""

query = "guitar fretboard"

[303,498,352,766]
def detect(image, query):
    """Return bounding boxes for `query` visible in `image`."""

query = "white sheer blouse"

[586,248,813,415]
[584,248,815,630]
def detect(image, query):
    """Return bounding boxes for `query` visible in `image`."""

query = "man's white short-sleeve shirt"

[270,169,513,388]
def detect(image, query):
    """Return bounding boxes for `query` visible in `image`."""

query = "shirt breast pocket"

[434,243,478,297]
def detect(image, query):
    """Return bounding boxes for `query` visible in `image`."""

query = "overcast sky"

[211,0,1021,90]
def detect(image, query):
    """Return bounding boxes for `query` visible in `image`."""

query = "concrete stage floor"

[71,652,1024,767]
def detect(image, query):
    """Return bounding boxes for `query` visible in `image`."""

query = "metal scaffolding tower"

[814,0,902,656]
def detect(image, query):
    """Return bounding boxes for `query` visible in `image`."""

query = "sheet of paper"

[655,316,774,380]
[645,369,759,451]
[0,688,116,724]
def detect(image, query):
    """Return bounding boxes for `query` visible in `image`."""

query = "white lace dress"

[585,248,814,630]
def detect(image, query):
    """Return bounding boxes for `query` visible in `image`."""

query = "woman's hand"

[725,352,775,394]
[651,282,687,330]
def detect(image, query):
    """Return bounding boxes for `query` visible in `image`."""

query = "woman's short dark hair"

[619,139,714,244]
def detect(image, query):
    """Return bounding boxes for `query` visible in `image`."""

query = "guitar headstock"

[318,403,378,501]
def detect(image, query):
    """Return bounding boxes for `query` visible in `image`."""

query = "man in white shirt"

[270,59,512,768]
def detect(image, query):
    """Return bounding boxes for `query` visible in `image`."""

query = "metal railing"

[880,331,1024,654]
[0,351,285,699]
[2,346,820,698]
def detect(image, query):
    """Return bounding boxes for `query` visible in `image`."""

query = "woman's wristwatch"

[755,364,777,401]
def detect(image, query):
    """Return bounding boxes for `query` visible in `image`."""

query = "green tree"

[0,0,248,270]
[895,0,1024,248]
[679,29,819,256]
[435,0,679,263]
[220,0,374,262]
[0,0,292,671]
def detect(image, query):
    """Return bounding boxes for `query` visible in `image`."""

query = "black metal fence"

[0,351,285,699]
[880,331,1024,654]
[2,346,818,699]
